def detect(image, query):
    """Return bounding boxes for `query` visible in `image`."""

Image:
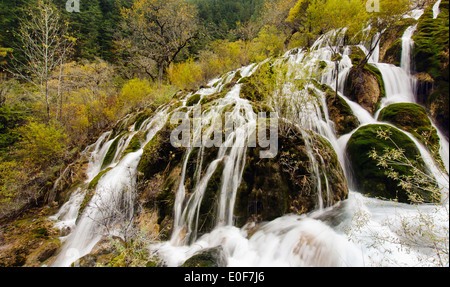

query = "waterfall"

[49,14,448,267]
[433,0,442,19]
[170,74,259,246]
[401,25,418,74]
[50,108,169,266]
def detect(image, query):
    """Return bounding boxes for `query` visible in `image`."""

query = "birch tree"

[10,0,73,120]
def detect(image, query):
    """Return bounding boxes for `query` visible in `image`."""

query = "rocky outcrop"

[136,118,348,236]
[0,207,61,267]
[379,18,417,65]
[344,65,385,114]
[234,126,348,227]
[412,0,449,137]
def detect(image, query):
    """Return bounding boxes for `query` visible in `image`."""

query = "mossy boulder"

[186,94,201,106]
[234,125,348,227]
[137,124,185,181]
[348,46,366,66]
[346,124,436,203]
[240,61,276,102]
[377,103,440,154]
[383,39,403,67]
[344,64,386,114]
[134,109,155,131]
[317,83,360,136]
[181,246,227,267]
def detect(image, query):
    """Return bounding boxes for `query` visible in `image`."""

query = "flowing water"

[50,10,449,267]
[433,0,442,19]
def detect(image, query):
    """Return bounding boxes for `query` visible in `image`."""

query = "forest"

[0,0,448,268]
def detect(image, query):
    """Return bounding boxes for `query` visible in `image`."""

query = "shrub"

[16,120,68,169]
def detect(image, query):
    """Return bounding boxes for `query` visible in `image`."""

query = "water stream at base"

[50,9,448,267]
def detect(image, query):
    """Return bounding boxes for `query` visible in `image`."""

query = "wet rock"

[181,246,227,267]
[234,125,348,227]
[344,65,385,114]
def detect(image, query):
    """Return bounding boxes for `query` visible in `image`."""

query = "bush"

[121,78,153,108]
[16,120,68,169]
[167,58,203,90]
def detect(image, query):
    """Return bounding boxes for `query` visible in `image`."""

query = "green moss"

[235,125,348,227]
[346,124,435,203]
[237,76,250,84]
[413,1,449,80]
[199,90,228,106]
[101,133,125,169]
[240,61,276,103]
[134,110,154,131]
[348,46,366,66]
[138,123,185,181]
[318,60,328,70]
[383,39,402,66]
[122,131,143,158]
[186,94,201,106]
[378,103,440,152]
[88,168,113,190]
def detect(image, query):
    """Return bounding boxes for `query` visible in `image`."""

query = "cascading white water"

[170,82,257,246]
[433,0,442,19]
[50,108,169,266]
[401,24,418,74]
[50,8,448,267]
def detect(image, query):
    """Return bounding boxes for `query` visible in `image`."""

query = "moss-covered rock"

[344,64,385,114]
[317,83,360,136]
[186,94,201,106]
[0,208,61,267]
[234,125,348,227]
[348,46,366,66]
[137,124,185,180]
[413,0,449,137]
[181,246,227,267]
[101,133,125,169]
[122,131,144,158]
[383,39,403,67]
[346,124,436,203]
[240,61,276,102]
[379,17,417,65]
[377,103,440,154]
[134,109,155,131]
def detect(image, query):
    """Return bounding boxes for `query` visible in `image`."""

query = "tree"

[9,0,74,120]
[261,0,299,48]
[285,0,314,47]
[120,0,199,85]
